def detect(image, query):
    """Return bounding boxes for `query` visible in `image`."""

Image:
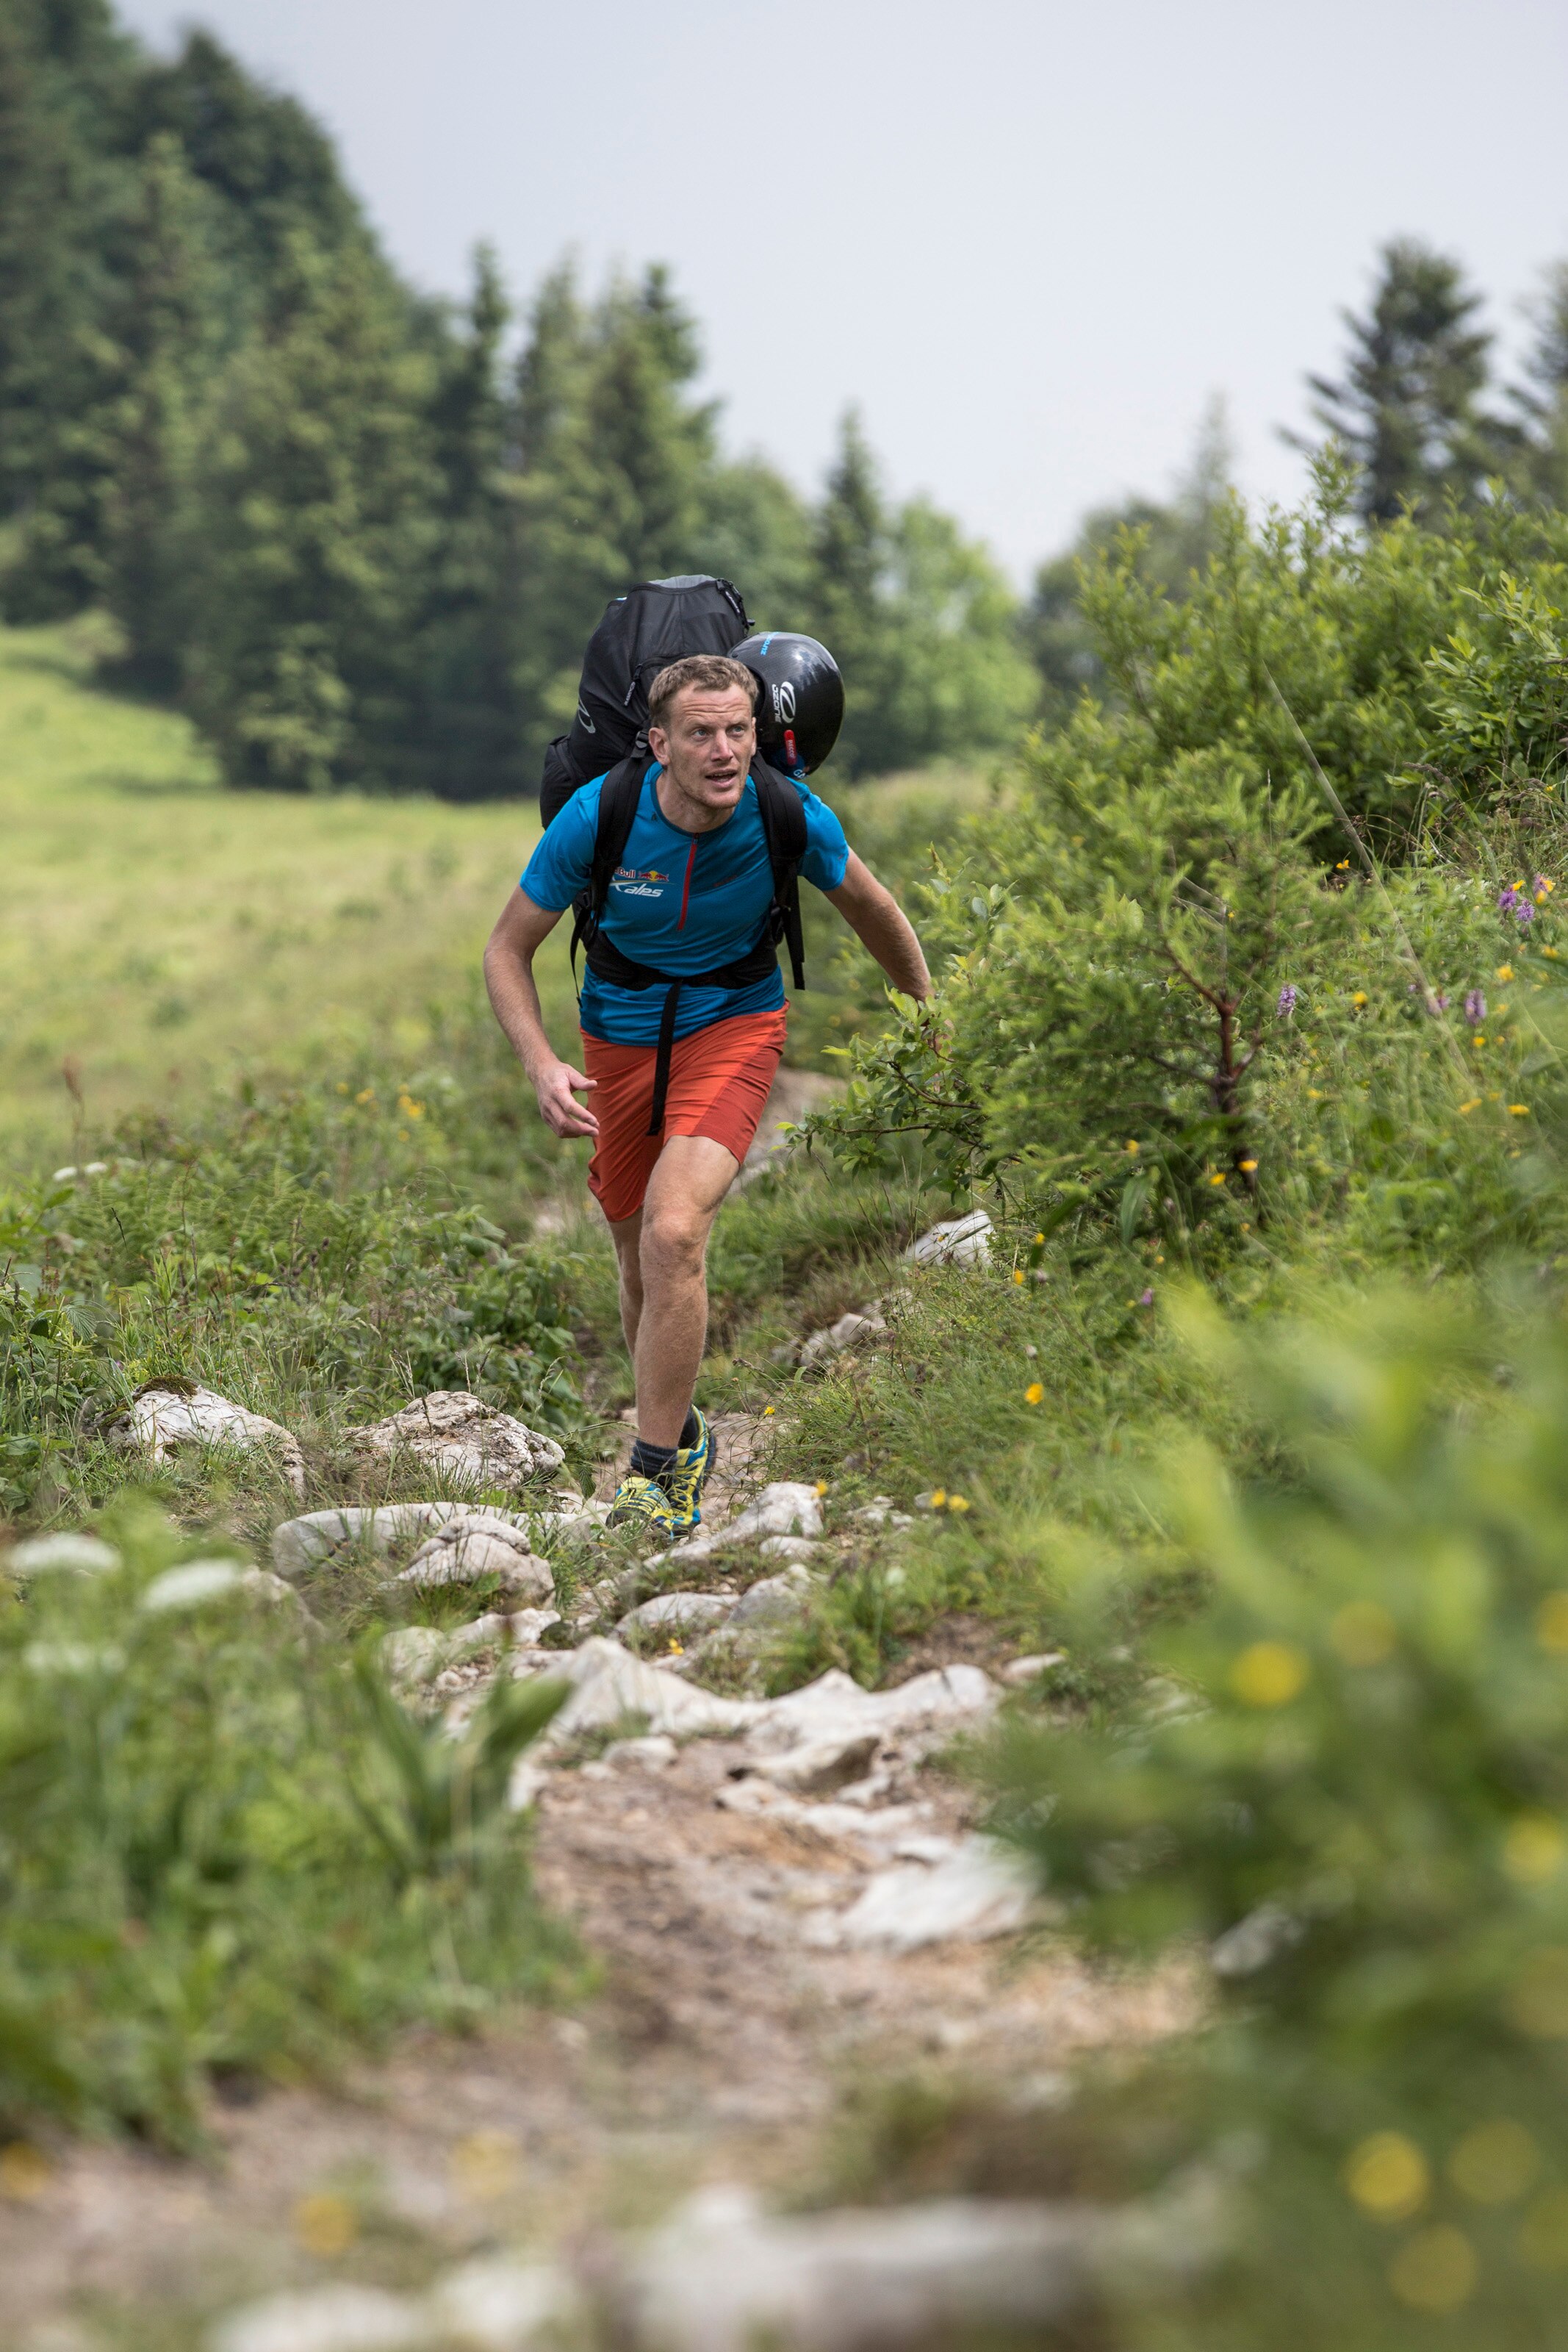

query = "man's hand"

[534,1058,599,1139]
[484,887,603,1142]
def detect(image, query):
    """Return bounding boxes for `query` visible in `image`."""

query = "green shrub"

[0,1499,572,2146]
[990,1287,1568,2347]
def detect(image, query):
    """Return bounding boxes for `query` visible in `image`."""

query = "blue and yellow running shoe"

[658,1406,716,1532]
[605,1472,682,1538]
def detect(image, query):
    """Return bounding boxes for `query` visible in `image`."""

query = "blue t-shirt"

[521,763,850,1045]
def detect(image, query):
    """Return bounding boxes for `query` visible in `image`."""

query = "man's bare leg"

[606,1135,739,1449]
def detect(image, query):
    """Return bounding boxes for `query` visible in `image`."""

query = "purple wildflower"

[1277,983,1298,1017]
[1139,1289,1154,1306]
[1465,989,1486,1025]
[1499,886,1524,916]
[1434,992,1449,1013]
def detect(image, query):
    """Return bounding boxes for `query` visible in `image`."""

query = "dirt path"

[0,1363,1184,2346]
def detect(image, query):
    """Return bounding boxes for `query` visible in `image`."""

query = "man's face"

[648,686,755,815]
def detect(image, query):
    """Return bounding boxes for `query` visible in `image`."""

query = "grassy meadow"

[0,620,555,1169]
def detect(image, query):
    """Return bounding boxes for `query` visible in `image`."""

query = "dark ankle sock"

[679,1407,700,1448]
[630,1437,678,1480]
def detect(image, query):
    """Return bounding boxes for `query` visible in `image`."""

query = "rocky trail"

[0,1220,1194,2351]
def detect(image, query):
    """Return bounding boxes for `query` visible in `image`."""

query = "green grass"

[0,619,555,1169]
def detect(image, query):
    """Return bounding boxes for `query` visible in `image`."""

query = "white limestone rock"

[381,1607,561,1687]
[107,1380,305,1498]
[1001,1651,1067,1687]
[350,1389,564,1490]
[617,1591,735,1639]
[397,1519,554,1599]
[904,1210,993,1268]
[662,1481,824,1565]
[758,1534,824,1563]
[729,1565,821,1632]
[798,1305,888,1369]
[804,1835,1035,1951]
[271,1503,453,1577]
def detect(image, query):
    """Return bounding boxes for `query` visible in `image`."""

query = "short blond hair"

[647,653,758,729]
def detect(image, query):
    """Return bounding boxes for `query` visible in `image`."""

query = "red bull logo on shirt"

[611,864,669,898]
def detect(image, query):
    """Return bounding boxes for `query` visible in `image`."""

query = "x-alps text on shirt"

[611,866,669,900]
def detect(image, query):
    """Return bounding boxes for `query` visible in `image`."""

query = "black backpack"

[538,577,810,1139]
[539,574,752,824]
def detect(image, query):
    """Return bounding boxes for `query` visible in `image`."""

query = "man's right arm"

[483,889,600,1139]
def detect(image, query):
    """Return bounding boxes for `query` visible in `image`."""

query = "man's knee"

[640,1197,712,1277]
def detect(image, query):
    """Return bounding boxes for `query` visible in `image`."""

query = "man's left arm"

[825,852,931,1000]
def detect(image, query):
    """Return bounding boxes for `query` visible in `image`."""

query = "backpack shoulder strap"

[752,762,809,991]
[568,754,647,990]
[587,754,647,920]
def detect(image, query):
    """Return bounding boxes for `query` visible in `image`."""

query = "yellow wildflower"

[1510,1104,1531,1116]
[1208,1171,1226,1186]
[1536,1591,1568,1651]
[814,1480,828,1496]
[1504,1815,1565,1885]
[1389,2226,1476,2313]
[1351,990,1367,1007]
[763,1405,776,1417]
[1013,1268,1026,1286]
[294,2193,357,2256]
[1125,1139,1140,1154]
[1459,1099,1481,1114]
[1239,1158,1258,1172]
[1345,2132,1429,2220]
[1025,1382,1045,1405]
[1497,964,1515,981]
[929,1488,946,1507]
[946,1494,971,1512]
[1229,1641,1308,1707]
[1447,2118,1539,2206]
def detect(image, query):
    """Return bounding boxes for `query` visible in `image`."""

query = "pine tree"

[184,232,441,790]
[0,0,136,617]
[1510,260,1568,507]
[1303,240,1506,523]
[99,133,228,692]
[412,244,528,800]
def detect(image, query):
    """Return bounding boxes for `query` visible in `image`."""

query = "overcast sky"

[118,0,1568,582]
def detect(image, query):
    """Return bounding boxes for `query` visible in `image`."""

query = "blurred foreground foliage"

[988,1290,1568,2345]
[0,1501,571,2147]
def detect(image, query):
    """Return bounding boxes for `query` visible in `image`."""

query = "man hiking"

[483,650,930,1536]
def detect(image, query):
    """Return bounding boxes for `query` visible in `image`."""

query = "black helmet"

[732,631,844,777]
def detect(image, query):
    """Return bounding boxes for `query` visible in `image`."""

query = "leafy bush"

[811,474,1568,1269]
[990,1288,1568,2347]
[0,1500,571,2145]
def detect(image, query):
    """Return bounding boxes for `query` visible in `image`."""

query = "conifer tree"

[413,245,527,800]
[184,232,440,791]
[1303,240,1506,523]
[1510,260,1568,508]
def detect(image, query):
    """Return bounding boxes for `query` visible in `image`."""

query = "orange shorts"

[581,1008,788,1225]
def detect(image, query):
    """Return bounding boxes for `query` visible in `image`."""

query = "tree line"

[5,4,1568,797]
[0,0,1035,795]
